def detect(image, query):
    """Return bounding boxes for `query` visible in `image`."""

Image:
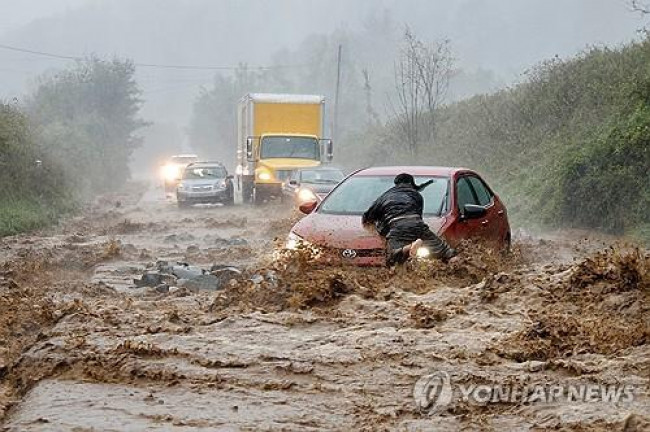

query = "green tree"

[28,56,146,196]
[188,65,272,166]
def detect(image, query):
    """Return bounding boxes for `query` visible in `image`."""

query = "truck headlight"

[258,170,272,181]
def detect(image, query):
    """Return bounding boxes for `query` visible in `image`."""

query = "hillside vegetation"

[0,58,145,236]
[0,104,70,236]
[374,38,650,240]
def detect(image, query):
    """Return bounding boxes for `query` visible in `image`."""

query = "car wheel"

[501,233,512,255]
[225,190,235,206]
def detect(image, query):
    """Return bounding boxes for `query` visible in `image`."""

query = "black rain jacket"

[362,184,423,237]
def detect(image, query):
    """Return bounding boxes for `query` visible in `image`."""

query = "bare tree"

[630,0,650,14]
[390,27,453,157]
[362,68,380,126]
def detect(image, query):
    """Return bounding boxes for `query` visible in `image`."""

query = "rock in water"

[179,274,222,292]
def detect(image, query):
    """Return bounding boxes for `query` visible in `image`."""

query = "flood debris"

[134,261,243,292]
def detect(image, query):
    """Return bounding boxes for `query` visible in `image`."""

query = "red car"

[286,166,511,266]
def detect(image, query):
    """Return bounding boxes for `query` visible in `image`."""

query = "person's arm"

[416,179,434,191]
[362,197,382,226]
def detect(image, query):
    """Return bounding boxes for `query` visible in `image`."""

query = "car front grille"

[337,248,384,259]
[192,185,213,192]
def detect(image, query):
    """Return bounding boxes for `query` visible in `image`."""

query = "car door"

[454,176,489,242]
[466,175,502,245]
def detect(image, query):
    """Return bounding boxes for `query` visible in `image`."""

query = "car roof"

[354,166,471,177]
[186,161,225,168]
[296,166,343,172]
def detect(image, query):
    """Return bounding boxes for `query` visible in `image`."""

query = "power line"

[0,43,310,71]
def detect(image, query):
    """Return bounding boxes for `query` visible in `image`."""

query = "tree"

[390,28,454,157]
[28,57,146,195]
[188,65,272,168]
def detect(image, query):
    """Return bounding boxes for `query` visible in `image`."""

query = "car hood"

[180,178,223,186]
[292,212,446,250]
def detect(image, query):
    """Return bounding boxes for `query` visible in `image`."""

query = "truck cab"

[237,94,333,204]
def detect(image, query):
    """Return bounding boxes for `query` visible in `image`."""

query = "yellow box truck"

[236,93,333,204]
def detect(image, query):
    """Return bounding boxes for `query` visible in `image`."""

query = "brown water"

[0,186,648,431]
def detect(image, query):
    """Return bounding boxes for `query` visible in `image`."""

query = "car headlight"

[177,183,186,191]
[285,232,316,251]
[215,180,227,190]
[415,246,431,259]
[285,232,303,250]
[258,170,272,181]
[297,188,317,203]
[162,164,180,181]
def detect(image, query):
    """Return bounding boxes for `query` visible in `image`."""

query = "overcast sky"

[0,0,90,32]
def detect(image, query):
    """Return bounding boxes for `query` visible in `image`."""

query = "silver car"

[282,167,346,205]
[176,162,234,207]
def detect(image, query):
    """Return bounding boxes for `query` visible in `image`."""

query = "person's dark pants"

[385,219,453,266]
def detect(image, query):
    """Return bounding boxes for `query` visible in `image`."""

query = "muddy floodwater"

[0,185,648,431]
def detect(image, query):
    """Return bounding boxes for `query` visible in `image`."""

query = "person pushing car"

[362,173,457,266]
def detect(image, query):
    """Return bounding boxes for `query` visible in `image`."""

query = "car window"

[182,166,226,179]
[467,176,493,206]
[300,169,345,184]
[456,177,478,209]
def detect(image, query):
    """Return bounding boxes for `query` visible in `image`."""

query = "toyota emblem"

[341,249,357,259]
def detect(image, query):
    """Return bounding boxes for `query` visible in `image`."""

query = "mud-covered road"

[0,185,648,431]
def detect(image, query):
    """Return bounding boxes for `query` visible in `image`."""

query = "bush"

[0,103,72,236]
[559,105,650,233]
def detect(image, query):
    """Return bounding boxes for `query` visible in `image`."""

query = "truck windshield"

[260,136,320,160]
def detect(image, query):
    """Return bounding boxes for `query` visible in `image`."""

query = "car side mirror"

[326,139,333,162]
[289,180,298,186]
[299,200,318,215]
[462,204,487,220]
[246,137,254,161]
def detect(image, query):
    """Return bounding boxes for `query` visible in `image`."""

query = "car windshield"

[182,166,226,180]
[319,175,449,216]
[260,136,320,160]
[300,169,344,184]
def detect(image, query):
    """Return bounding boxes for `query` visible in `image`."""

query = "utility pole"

[332,44,342,142]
